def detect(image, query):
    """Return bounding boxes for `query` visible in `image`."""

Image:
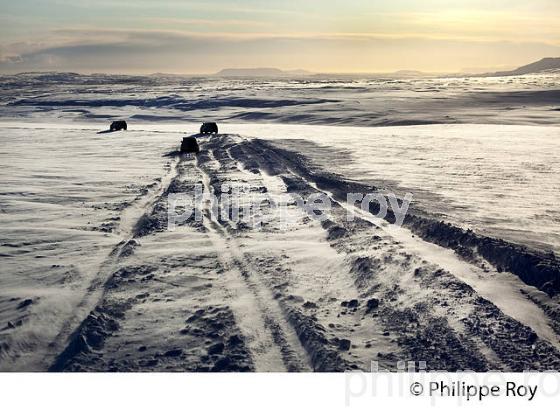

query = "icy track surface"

[0,122,559,371]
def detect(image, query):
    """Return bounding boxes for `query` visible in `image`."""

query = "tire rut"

[196,151,311,371]
[46,156,180,370]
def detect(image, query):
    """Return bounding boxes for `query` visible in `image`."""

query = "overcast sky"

[0,0,559,74]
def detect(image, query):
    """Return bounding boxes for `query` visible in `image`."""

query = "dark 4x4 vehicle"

[200,122,218,134]
[110,120,127,131]
[180,136,200,154]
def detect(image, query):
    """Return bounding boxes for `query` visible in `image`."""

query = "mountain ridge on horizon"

[479,57,560,77]
[3,57,559,78]
[209,58,560,77]
[214,67,312,77]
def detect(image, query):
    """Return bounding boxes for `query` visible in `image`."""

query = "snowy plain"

[0,72,559,371]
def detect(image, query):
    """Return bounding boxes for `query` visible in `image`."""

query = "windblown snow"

[0,72,559,372]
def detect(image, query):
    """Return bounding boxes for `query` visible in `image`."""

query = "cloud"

[1,1,558,73]
[1,28,559,74]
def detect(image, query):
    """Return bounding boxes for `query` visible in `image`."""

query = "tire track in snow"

[302,173,560,352]
[245,137,560,353]
[42,156,180,370]
[196,150,311,372]
[230,138,560,369]
[250,140,560,369]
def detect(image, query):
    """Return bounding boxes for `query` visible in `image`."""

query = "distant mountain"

[484,57,560,77]
[390,70,432,78]
[215,67,312,77]
[148,72,188,78]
